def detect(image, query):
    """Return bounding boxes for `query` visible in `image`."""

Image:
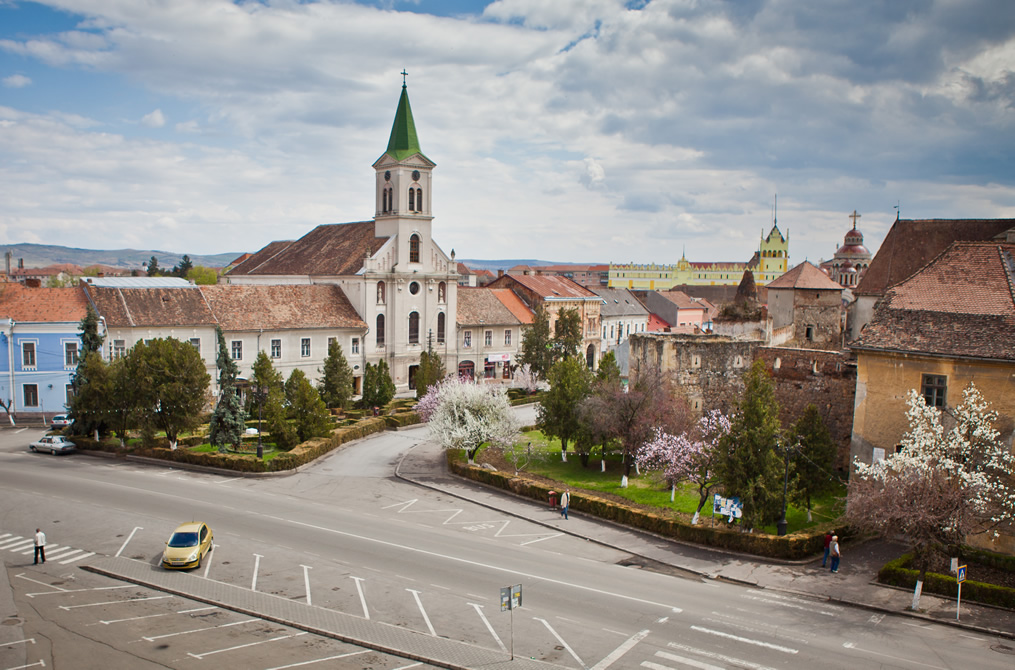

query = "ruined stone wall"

[790,291,843,350]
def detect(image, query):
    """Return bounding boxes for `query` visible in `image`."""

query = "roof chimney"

[497,270,504,278]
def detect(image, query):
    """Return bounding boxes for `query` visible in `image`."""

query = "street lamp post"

[255,384,264,460]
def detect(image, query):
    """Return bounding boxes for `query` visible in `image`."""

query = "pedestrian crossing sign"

[957,565,967,583]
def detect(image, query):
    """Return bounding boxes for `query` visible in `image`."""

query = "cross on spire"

[401,69,408,87]
[849,210,861,229]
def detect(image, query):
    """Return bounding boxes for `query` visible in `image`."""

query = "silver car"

[30,436,76,455]
[50,414,72,430]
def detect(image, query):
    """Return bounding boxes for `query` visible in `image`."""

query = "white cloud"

[141,109,165,127]
[2,73,30,87]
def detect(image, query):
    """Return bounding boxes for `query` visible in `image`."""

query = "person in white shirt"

[34,528,46,565]
[560,490,571,520]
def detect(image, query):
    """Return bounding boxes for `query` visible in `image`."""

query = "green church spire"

[385,82,424,162]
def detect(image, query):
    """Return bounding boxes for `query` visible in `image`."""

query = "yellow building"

[608,223,789,289]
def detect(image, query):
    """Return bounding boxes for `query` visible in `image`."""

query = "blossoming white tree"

[846,384,1015,610]
[636,410,731,524]
[417,375,520,464]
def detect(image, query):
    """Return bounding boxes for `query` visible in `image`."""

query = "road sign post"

[501,584,522,659]
[956,565,966,620]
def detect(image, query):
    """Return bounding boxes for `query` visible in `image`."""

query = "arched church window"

[416,188,423,212]
[376,314,385,347]
[383,186,393,213]
[410,234,421,263]
[438,281,446,303]
[377,281,386,304]
[408,188,415,212]
[408,311,420,345]
[437,312,446,343]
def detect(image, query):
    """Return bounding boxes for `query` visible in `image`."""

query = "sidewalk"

[395,438,1015,642]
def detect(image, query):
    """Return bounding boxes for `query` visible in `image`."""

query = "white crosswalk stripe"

[2,531,99,565]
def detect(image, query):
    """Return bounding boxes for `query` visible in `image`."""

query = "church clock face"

[409,281,420,295]
[412,170,420,182]
[384,170,391,181]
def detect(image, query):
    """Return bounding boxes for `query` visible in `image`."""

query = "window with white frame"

[23,384,38,407]
[485,330,492,346]
[189,338,201,353]
[113,340,126,359]
[231,340,243,360]
[271,339,281,358]
[351,337,359,354]
[463,330,472,348]
[301,338,311,357]
[64,341,79,367]
[504,330,511,346]
[22,342,36,368]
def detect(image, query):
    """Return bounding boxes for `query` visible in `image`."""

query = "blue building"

[0,283,90,424]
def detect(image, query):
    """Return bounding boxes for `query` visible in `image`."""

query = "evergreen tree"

[553,307,583,361]
[415,349,446,400]
[209,326,245,453]
[130,338,210,449]
[519,304,553,380]
[285,369,333,442]
[146,256,160,276]
[718,359,784,529]
[68,352,110,438]
[174,254,194,278]
[375,359,396,407]
[791,404,839,522]
[596,351,621,386]
[264,385,297,450]
[69,306,106,435]
[106,355,139,448]
[538,357,593,462]
[318,340,355,409]
[360,362,378,410]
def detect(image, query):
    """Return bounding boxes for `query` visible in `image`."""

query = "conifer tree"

[318,340,354,409]
[209,326,245,453]
[285,369,332,442]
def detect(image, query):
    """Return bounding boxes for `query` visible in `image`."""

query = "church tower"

[373,80,436,271]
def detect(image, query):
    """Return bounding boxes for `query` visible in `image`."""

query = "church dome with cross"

[826,211,872,287]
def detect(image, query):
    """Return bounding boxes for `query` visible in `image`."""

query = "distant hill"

[458,259,605,271]
[1,243,242,271]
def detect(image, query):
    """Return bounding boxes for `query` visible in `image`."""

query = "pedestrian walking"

[560,490,570,520]
[829,535,840,573]
[33,528,46,565]
[822,530,833,567]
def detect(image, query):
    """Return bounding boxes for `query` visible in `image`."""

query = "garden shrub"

[878,554,1015,609]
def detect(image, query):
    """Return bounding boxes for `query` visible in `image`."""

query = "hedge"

[448,455,834,560]
[878,554,1015,609]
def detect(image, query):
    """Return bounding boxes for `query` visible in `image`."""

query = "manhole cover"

[991,642,1015,656]
[3,617,23,626]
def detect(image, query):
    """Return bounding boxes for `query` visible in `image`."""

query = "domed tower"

[830,210,871,286]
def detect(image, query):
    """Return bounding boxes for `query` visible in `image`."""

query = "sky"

[1,0,1014,269]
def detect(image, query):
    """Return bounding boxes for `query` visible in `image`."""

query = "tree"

[538,357,593,463]
[512,363,539,392]
[580,364,691,487]
[208,326,245,453]
[285,369,333,442]
[423,376,519,464]
[791,404,838,522]
[187,266,219,285]
[415,349,446,400]
[173,254,194,278]
[264,385,297,450]
[361,360,395,409]
[130,338,210,450]
[553,307,583,360]
[846,385,1015,610]
[146,256,160,276]
[519,304,553,380]
[717,359,783,529]
[318,340,355,409]
[69,306,106,436]
[68,352,111,439]
[596,351,621,386]
[250,350,282,445]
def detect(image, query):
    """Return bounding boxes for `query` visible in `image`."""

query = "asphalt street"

[1,419,1013,670]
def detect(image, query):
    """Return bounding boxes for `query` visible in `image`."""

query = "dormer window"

[410,234,420,263]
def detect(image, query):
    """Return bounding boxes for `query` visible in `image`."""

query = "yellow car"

[161,522,213,569]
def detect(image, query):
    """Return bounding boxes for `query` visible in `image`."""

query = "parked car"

[29,435,76,455]
[50,414,72,430]
[162,522,214,569]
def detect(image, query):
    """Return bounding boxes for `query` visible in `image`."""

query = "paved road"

[1,422,1013,669]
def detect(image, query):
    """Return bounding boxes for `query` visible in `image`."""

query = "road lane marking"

[841,642,948,669]
[252,553,263,591]
[301,564,313,606]
[187,631,307,659]
[535,617,586,669]
[407,589,437,636]
[703,614,811,644]
[656,616,668,623]
[19,544,62,555]
[470,602,508,653]
[519,533,563,546]
[268,515,684,612]
[6,661,45,669]
[3,539,35,551]
[25,585,131,598]
[15,573,68,591]
[667,642,778,670]
[689,626,798,654]
[390,664,422,670]
[265,650,370,670]
[590,628,650,670]
[648,651,723,670]
[142,618,259,641]
[350,576,369,619]
[42,549,81,562]
[100,613,171,625]
[739,593,837,616]
[2,639,35,646]
[60,595,172,610]
[115,526,143,557]
[61,552,96,564]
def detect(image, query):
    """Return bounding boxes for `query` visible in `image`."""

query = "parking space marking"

[301,564,313,606]
[202,544,217,578]
[252,553,263,591]
[115,527,143,557]
[469,602,507,653]
[142,618,259,641]
[264,650,369,670]
[390,663,422,670]
[535,617,586,670]
[350,576,369,619]
[25,584,131,598]
[100,612,171,625]
[187,631,308,660]
[178,606,218,614]
[407,589,436,637]
[60,595,172,610]
[6,661,45,669]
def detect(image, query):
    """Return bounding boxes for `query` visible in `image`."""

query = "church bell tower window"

[410,234,421,263]
[408,188,415,212]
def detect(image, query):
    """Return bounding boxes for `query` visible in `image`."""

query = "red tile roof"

[201,284,365,331]
[0,284,89,322]
[767,261,844,290]
[852,242,1015,360]
[855,219,1015,297]
[491,288,533,325]
[488,273,598,300]
[87,286,216,328]
[658,290,707,310]
[226,222,385,277]
[456,287,529,326]
[647,313,671,331]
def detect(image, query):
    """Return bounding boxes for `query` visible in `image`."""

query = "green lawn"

[500,430,844,534]
[189,442,287,463]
